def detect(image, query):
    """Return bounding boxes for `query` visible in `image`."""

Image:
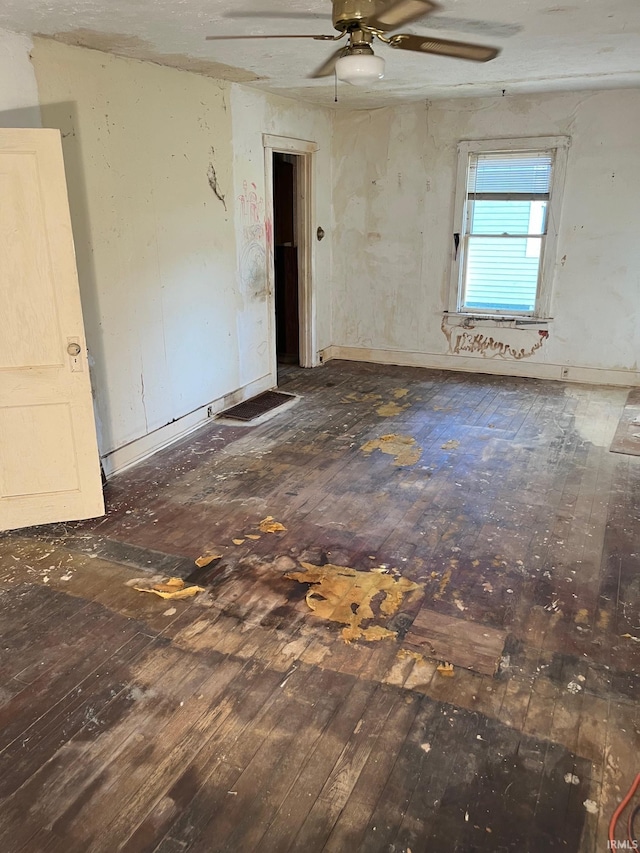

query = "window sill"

[443,312,552,330]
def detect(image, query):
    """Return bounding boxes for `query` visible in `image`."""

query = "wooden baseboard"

[320,345,640,388]
[101,373,275,478]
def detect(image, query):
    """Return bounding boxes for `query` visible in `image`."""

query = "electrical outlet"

[207,406,213,418]
[561,367,570,379]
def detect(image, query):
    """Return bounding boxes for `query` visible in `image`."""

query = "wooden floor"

[1,360,639,852]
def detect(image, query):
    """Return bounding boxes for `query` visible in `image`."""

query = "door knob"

[67,342,81,357]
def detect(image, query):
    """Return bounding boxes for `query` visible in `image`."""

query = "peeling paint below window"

[441,319,549,360]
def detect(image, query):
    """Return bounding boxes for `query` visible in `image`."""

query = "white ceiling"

[3,0,640,108]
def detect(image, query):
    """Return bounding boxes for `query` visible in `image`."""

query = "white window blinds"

[461,151,555,314]
[467,152,553,197]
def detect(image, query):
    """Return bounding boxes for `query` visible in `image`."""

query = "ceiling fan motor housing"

[346,41,375,56]
[332,0,377,31]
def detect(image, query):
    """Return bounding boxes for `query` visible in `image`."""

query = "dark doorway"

[273,152,300,365]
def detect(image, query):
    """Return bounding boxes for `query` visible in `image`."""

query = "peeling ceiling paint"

[3,0,640,107]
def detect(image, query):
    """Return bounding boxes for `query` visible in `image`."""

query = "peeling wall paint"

[206,148,226,210]
[442,320,549,360]
[331,89,640,380]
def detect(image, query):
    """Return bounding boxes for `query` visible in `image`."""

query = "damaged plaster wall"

[31,38,247,467]
[0,28,41,127]
[29,39,334,472]
[229,85,333,377]
[331,89,640,385]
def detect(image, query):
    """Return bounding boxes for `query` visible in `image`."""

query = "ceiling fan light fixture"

[335,52,385,85]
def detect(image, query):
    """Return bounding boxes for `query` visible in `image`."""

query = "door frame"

[263,134,318,373]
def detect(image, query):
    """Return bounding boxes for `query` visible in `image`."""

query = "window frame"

[448,136,570,321]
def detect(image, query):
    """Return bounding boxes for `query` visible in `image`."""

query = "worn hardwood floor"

[1,360,639,852]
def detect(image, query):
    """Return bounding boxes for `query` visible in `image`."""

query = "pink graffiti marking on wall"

[238,180,267,294]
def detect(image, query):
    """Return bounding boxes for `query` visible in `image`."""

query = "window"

[449,137,569,319]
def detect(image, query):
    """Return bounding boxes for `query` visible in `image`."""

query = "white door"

[0,129,104,531]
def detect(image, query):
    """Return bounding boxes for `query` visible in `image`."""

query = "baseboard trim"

[101,373,275,479]
[320,346,640,388]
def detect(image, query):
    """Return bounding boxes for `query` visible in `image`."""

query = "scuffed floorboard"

[0,361,638,852]
[610,387,640,455]
[402,608,508,676]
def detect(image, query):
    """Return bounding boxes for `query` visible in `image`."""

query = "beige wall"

[33,39,239,461]
[330,90,640,385]
[0,28,41,127]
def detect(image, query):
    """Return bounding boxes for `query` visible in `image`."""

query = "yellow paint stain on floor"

[133,577,205,600]
[285,562,422,643]
[441,522,462,542]
[259,516,286,534]
[194,553,223,568]
[361,434,422,467]
[575,608,590,625]
[398,649,425,663]
[393,388,409,399]
[340,392,383,404]
[376,401,409,417]
[434,568,452,599]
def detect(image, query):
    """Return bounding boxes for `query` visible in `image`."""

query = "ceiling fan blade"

[389,33,499,61]
[425,15,521,38]
[309,47,347,79]
[224,11,324,20]
[365,0,439,33]
[205,33,338,41]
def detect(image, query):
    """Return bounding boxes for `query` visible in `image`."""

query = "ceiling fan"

[206,0,501,86]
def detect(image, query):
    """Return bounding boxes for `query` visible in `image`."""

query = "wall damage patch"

[206,147,226,210]
[442,318,549,360]
[285,562,422,643]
